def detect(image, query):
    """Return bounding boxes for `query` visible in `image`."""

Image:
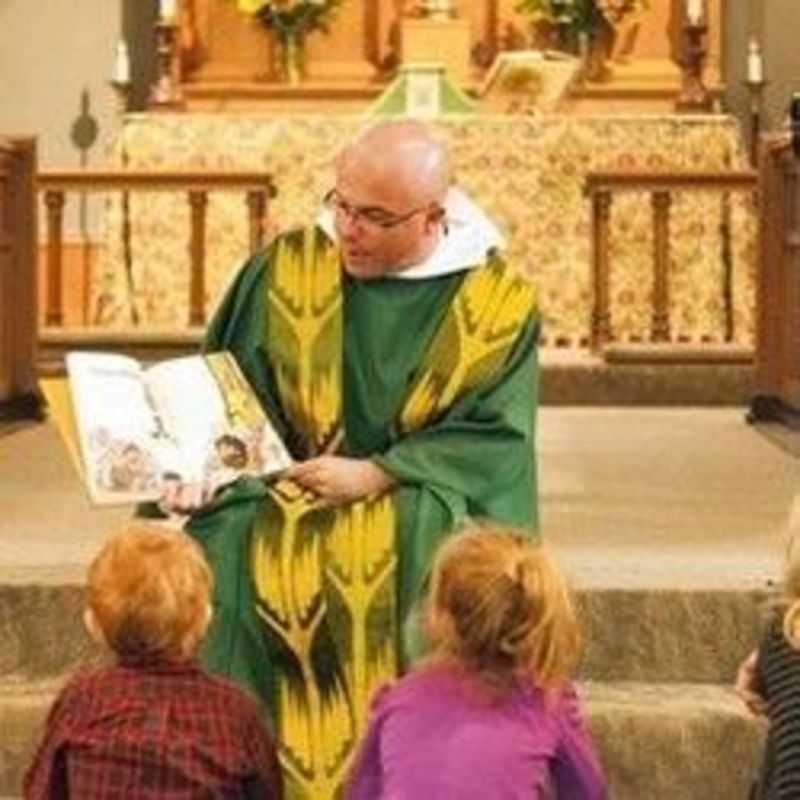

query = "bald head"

[331,121,451,278]
[337,120,451,208]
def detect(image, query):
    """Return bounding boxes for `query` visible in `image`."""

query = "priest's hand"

[287,456,395,506]
[158,480,216,516]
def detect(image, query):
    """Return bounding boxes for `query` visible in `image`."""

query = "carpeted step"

[0,677,60,798]
[584,681,765,800]
[578,587,767,684]
[0,582,767,684]
[0,584,104,680]
[0,678,764,799]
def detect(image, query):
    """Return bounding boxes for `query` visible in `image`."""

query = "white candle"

[747,37,763,83]
[112,40,131,84]
[686,0,702,24]
[160,0,177,21]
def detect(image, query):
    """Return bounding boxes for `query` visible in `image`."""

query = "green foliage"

[516,0,649,45]
[516,0,597,37]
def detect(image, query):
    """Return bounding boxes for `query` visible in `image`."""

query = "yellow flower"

[236,0,268,12]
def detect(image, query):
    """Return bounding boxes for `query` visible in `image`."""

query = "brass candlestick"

[149,18,184,109]
[675,20,713,113]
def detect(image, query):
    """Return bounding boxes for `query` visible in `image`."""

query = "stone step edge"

[0,675,755,712]
[580,679,755,717]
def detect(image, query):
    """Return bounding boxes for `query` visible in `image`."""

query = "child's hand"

[734,649,768,718]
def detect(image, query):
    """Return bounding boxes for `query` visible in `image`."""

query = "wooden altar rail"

[584,170,758,354]
[36,170,276,328]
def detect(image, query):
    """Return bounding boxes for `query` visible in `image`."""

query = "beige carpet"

[1,406,798,588]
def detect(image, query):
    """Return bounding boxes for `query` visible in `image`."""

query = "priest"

[162,119,539,799]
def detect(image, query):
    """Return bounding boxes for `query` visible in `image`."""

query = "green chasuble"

[183,226,538,799]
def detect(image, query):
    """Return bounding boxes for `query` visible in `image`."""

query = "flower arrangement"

[515,0,647,42]
[231,0,343,81]
[232,0,342,43]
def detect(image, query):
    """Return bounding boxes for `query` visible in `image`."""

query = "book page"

[65,352,187,505]
[144,352,292,490]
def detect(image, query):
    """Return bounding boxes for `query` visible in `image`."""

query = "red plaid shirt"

[24,661,283,799]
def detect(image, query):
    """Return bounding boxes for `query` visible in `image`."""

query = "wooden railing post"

[246,190,266,255]
[590,189,614,351]
[44,190,65,327]
[651,190,672,342]
[188,190,208,327]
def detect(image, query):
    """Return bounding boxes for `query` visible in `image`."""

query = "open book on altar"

[41,351,292,507]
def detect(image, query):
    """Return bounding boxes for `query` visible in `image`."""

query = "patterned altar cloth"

[94,113,755,346]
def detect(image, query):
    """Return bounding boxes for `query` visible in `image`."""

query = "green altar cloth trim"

[369,63,476,117]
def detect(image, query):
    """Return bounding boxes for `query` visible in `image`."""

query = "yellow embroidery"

[251,235,535,799]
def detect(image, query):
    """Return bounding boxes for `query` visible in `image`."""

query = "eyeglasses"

[324,189,437,230]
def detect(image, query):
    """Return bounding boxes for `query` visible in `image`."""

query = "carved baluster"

[651,190,672,342]
[246,190,266,255]
[44,190,66,327]
[590,189,613,351]
[188,190,207,327]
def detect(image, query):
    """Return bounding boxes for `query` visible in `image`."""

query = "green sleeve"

[373,315,539,530]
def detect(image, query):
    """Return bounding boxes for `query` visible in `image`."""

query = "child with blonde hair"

[25,523,282,800]
[346,522,607,799]
[744,497,800,800]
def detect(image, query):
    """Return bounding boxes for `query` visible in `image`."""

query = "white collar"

[317,187,505,280]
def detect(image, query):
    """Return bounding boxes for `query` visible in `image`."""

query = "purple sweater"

[346,666,607,800]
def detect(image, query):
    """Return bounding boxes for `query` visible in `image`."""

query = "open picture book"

[41,351,292,507]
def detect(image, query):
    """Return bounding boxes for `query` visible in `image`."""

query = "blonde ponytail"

[424,521,581,692]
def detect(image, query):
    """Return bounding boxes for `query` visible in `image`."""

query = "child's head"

[85,523,213,663]
[424,521,581,691]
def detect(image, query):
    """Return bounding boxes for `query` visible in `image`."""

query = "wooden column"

[0,137,40,419]
[651,190,672,342]
[188,189,208,326]
[782,157,800,406]
[590,189,613,351]
[750,136,800,422]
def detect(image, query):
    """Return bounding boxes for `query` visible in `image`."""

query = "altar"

[92,112,755,348]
